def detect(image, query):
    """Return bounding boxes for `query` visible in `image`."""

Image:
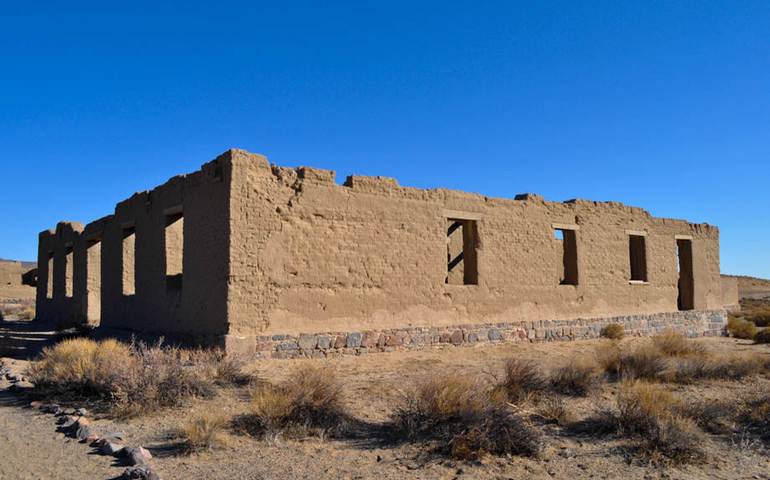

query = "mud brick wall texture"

[36,149,729,353]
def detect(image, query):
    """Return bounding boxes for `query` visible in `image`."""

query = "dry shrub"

[617,381,678,435]
[652,329,702,357]
[187,349,254,386]
[549,357,600,396]
[27,338,134,397]
[180,412,228,453]
[754,329,770,344]
[617,382,705,464]
[666,353,766,383]
[600,323,625,340]
[537,395,574,426]
[738,392,770,441]
[595,341,623,377]
[618,344,667,381]
[28,339,219,416]
[495,358,548,402]
[678,400,735,435]
[392,374,542,459]
[749,312,770,327]
[247,364,347,438]
[728,316,758,340]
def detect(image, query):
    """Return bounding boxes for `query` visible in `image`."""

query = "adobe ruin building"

[35,149,727,356]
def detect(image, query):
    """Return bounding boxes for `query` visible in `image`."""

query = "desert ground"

[3,305,770,480]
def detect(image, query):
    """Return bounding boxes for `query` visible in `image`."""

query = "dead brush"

[617,344,668,381]
[737,391,770,442]
[536,395,574,426]
[678,400,735,435]
[754,329,770,344]
[617,381,706,464]
[727,316,758,340]
[391,374,542,459]
[600,323,625,340]
[27,338,218,416]
[595,341,623,378]
[549,357,600,396]
[179,411,228,453]
[665,352,767,384]
[246,364,348,438]
[494,358,548,402]
[651,329,704,357]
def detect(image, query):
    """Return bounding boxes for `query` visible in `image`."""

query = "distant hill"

[721,274,770,298]
[0,258,36,269]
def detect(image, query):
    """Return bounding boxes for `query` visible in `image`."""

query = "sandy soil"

[4,330,770,480]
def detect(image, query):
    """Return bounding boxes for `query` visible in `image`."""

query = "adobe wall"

[0,260,35,303]
[36,155,232,335]
[720,276,740,313]
[224,151,723,349]
[33,148,726,353]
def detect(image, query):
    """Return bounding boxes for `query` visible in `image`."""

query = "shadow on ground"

[0,318,63,360]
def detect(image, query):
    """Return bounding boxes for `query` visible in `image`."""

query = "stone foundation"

[223,309,727,358]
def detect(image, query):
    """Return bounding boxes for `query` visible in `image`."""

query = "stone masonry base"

[222,309,728,358]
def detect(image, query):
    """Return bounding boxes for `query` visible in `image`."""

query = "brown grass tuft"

[595,341,623,378]
[495,358,548,402]
[652,329,703,357]
[246,364,348,438]
[179,412,228,453]
[600,323,625,340]
[728,316,758,340]
[536,395,574,426]
[549,357,600,396]
[616,382,705,464]
[754,329,770,344]
[618,344,668,381]
[392,374,542,459]
[27,339,222,416]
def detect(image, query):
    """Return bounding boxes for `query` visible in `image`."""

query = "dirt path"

[0,391,120,480]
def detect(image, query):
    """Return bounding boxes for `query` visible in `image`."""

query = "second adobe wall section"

[225,150,722,338]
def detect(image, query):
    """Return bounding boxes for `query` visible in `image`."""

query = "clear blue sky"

[1,1,768,277]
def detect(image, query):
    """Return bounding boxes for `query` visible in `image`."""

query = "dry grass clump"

[392,374,542,459]
[678,400,735,435]
[246,364,348,438]
[728,316,758,340]
[549,357,600,396]
[617,382,706,464]
[665,353,767,384]
[536,395,574,426]
[27,338,223,415]
[738,391,770,442]
[617,344,668,381]
[27,338,134,396]
[652,329,703,357]
[595,341,623,377]
[179,412,228,453]
[600,323,625,340]
[754,329,770,344]
[495,358,548,402]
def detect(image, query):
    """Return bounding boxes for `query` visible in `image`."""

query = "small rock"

[75,407,88,416]
[58,415,78,429]
[121,466,160,480]
[77,425,99,443]
[125,446,153,466]
[29,401,42,408]
[101,441,125,456]
[41,403,61,414]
